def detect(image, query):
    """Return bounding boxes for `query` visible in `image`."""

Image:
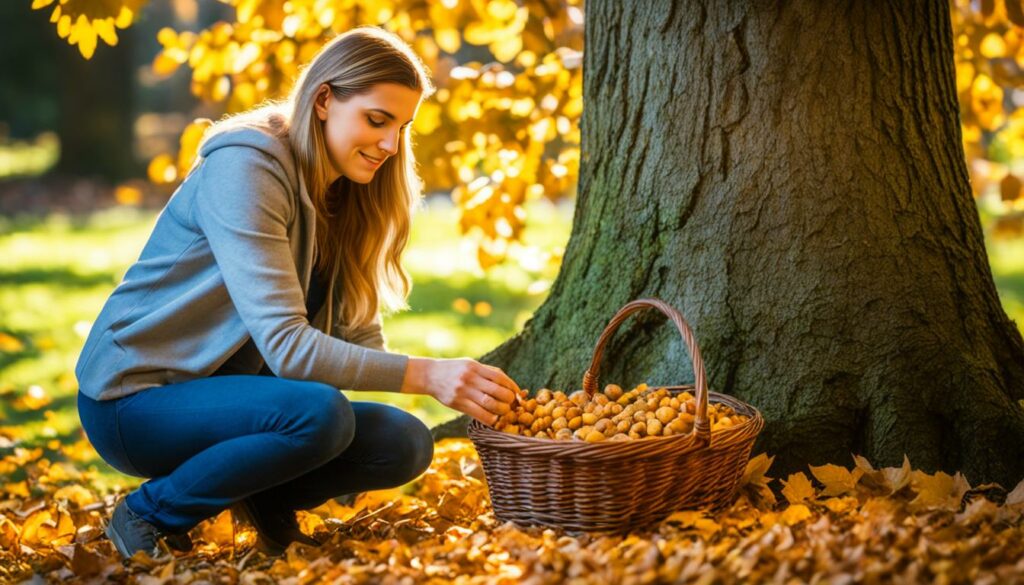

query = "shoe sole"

[104,519,133,560]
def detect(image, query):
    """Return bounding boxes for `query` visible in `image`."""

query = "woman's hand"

[401,357,520,425]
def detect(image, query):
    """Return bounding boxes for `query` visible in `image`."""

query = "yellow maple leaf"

[741,452,775,487]
[779,503,812,526]
[909,470,969,512]
[663,510,721,539]
[882,455,913,494]
[809,463,863,497]
[33,1,143,59]
[781,472,816,505]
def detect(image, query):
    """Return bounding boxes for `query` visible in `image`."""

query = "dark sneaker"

[105,497,174,561]
[230,497,321,557]
[163,531,194,552]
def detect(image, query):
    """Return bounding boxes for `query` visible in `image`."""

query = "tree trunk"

[438,0,1024,488]
[54,28,138,181]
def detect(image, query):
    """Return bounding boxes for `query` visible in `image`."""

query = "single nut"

[647,419,663,436]
[656,406,676,425]
[667,419,688,433]
[604,384,623,400]
[585,430,605,442]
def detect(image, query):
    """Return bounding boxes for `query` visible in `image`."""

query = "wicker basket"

[468,298,764,532]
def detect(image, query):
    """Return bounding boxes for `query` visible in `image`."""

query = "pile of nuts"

[492,383,748,441]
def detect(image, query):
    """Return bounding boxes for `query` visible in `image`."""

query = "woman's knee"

[391,413,435,484]
[288,383,355,459]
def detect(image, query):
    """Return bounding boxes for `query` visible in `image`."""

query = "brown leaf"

[882,455,912,494]
[954,498,998,526]
[1005,477,1024,507]
[1000,172,1022,201]
[852,454,874,473]
[70,542,104,577]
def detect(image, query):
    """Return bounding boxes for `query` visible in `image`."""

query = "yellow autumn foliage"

[31,0,1024,273]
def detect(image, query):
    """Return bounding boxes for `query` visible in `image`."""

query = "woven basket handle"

[581,298,711,444]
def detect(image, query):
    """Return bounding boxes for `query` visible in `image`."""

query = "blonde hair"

[194,26,435,332]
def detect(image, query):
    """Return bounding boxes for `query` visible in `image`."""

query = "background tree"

[475,0,1024,488]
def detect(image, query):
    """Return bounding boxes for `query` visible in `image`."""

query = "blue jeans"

[77,375,434,535]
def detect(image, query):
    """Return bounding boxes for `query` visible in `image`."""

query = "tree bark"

[54,28,138,181]
[437,0,1024,488]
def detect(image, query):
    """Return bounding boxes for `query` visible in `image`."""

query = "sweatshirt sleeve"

[192,145,409,391]
[340,312,388,351]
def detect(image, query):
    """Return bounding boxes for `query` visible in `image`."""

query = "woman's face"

[314,82,422,185]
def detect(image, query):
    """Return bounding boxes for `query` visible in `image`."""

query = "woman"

[75,26,519,561]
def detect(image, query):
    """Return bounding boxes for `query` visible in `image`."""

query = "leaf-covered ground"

[1,205,1023,584]
[1,435,1022,584]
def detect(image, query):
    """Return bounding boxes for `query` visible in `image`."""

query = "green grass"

[0,132,60,179]
[0,197,1022,491]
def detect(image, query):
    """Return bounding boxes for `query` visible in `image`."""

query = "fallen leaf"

[781,473,815,505]
[809,463,863,497]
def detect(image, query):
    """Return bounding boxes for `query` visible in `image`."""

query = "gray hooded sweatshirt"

[75,118,410,401]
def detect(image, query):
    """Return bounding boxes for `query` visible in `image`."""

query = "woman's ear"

[314,83,330,122]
